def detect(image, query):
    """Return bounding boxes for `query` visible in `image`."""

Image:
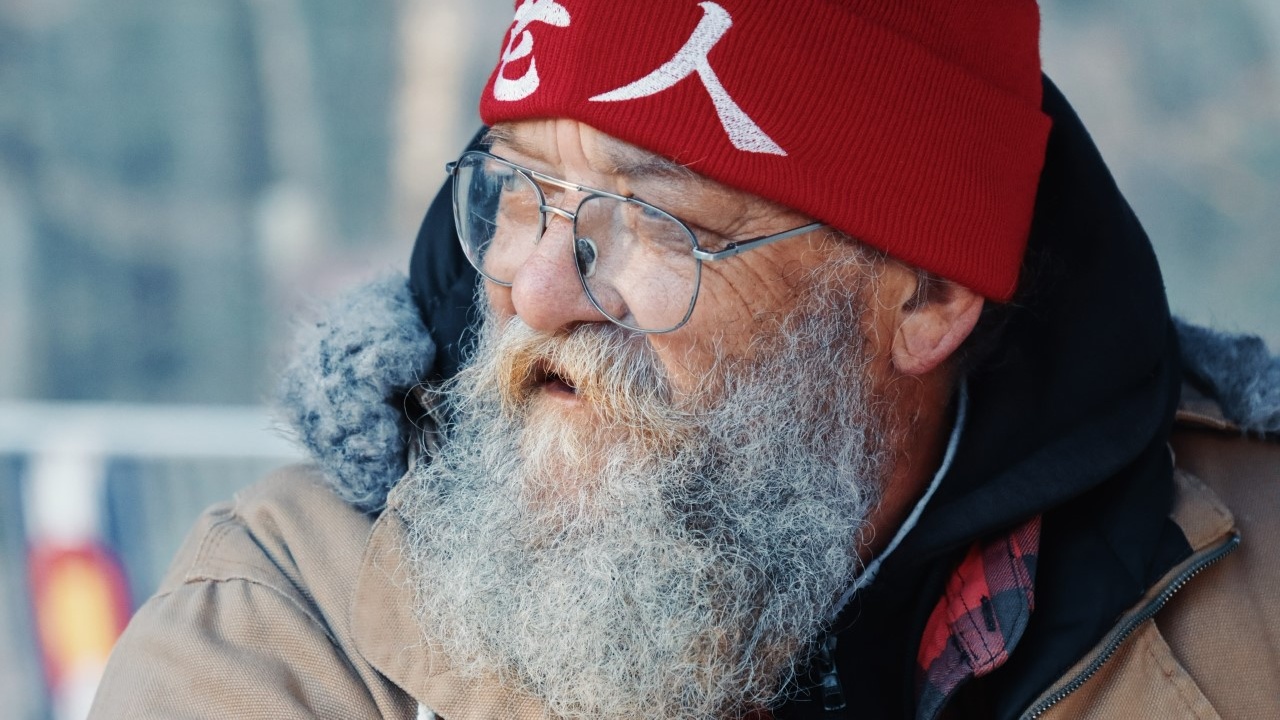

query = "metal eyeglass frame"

[445,150,825,334]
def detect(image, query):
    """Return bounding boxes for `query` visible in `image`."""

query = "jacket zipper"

[1018,531,1241,719]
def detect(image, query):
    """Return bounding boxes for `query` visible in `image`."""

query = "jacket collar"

[1018,459,1239,718]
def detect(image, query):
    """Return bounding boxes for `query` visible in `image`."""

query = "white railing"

[0,402,303,720]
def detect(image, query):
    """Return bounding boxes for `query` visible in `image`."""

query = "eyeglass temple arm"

[692,222,826,262]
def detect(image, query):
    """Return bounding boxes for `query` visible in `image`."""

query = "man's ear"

[890,279,984,377]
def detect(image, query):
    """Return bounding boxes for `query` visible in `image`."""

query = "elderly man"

[92,1,1280,719]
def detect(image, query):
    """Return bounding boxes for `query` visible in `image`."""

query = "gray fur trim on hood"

[275,276,435,513]
[1176,317,1280,435]
[274,277,1280,512]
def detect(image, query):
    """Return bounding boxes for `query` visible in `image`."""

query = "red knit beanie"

[479,1,1051,301]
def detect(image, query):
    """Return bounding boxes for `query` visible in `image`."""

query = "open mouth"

[530,359,579,397]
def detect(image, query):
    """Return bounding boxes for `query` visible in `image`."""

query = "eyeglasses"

[445,150,824,333]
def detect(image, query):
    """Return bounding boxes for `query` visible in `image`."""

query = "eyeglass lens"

[453,152,700,333]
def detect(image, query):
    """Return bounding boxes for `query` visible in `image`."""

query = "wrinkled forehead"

[485,122,693,181]
[485,120,799,219]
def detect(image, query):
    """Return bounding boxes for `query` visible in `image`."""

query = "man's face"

[482,119,875,397]
[399,119,903,719]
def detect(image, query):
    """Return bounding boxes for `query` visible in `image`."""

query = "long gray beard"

[400,283,891,720]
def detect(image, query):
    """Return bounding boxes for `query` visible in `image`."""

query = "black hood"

[409,129,484,384]
[906,75,1182,564]
[907,75,1190,717]
[781,77,1191,718]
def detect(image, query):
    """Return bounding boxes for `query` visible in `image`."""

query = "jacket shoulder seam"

[179,511,241,583]
[154,573,345,653]
[176,505,314,612]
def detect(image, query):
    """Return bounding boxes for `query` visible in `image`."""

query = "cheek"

[691,251,812,334]
[644,333,714,396]
[643,242,839,393]
[644,280,797,395]
[485,281,518,322]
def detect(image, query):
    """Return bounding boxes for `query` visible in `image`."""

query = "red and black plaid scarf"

[914,515,1042,720]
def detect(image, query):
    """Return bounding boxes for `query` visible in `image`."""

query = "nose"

[505,211,611,334]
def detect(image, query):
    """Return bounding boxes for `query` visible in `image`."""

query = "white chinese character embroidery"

[590,2,785,156]
[494,0,572,102]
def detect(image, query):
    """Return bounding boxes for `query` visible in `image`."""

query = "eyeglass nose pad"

[574,237,598,278]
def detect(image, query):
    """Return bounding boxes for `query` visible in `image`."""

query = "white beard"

[400,277,892,720]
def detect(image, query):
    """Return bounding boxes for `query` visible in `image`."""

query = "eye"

[638,203,667,220]
[624,199,675,227]
[619,200,693,253]
[499,168,526,192]
[480,159,524,193]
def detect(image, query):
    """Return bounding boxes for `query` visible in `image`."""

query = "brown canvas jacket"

[1028,396,1280,719]
[89,462,549,720]
[89,399,1280,719]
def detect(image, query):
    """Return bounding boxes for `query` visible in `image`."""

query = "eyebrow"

[481,125,519,150]
[483,124,696,181]
[601,144,697,181]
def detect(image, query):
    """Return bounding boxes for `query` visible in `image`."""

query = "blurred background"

[0,1,1276,717]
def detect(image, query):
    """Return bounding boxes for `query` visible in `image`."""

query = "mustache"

[460,315,682,423]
